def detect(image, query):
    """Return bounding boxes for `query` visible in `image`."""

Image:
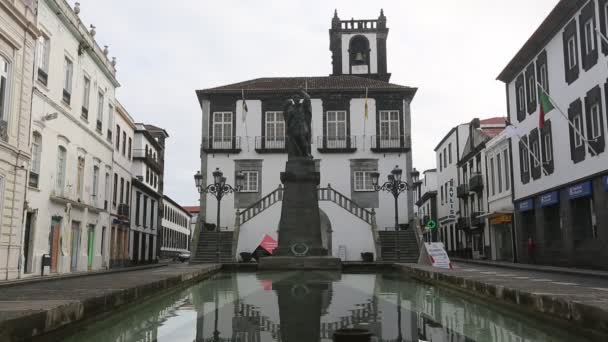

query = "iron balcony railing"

[456,184,469,198]
[118,203,130,218]
[201,136,242,152]
[316,136,357,151]
[471,212,485,227]
[370,135,410,152]
[254,136,286,152]
[469,173,484,192]
[133,149,162,172]
[456,217,469,230]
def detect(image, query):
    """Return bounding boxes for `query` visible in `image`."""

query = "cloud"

[71,0,558,204]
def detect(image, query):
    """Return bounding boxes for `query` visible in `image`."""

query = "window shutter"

[519,136,530,184]
[579,2,598,71]
[585,85,605,154]
[525,63,537,115]
[515,74,526,122]
[540,120,554,174]
[568,98,586,163]
[563,19,580,84]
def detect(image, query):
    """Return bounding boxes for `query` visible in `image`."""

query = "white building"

[497,0,608,268]
[129,123,163,263]
[195,11,417,261]
[484,130,514,261]
[413,169,437,242]
[433,123,469,256]
[25,0,119,275]
[109,102,134,267]
[160,195,192,259]
[456,118,506,260]
[0,0,37,280]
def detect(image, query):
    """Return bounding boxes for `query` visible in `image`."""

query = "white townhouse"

[456,118,506,260]
[129,123,163,263]
[498,0,608,269]
[25,0,119,276]
[433,123,469,257]
[413,169,438,242]
[0,0,38,280]
[109,101,134,268]
[160,195,192,259]
[195,11,418,262]
[484,130,514,262]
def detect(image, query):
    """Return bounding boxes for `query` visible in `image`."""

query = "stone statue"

[283,90,312,159]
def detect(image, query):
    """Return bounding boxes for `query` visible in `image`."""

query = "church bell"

[354,52,365,63]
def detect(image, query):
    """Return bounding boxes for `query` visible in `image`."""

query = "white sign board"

[424,242,452,269]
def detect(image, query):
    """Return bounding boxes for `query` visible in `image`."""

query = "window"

[36,35,50,85]
[143,195,148,227]
[135,192,141,226]
[30,132,42,188]
[105,173,110,208]
[116,125,120,150]
[490,157,495,196]
[443,148,447,168]
[527,72,536,104]
[379,110,400,147]
[589,103,601,139]
[531,139,540,168]
[63,57,73,104]
[0,57,9,123]
[241,171,259,192]
[107,104,114,141]
[567,35,577,69]
[584,18,595,54]
[128,137,132,159]
[573,114,584,147]
[265,111,285,147]
[521,145,529,173]
[541,133,553,164]
[354,171,375,191]
[497,154,503,193]
[448,143,452,164]
[76,157,85,199]
[440,185,444,204]
[504,149,510,191]
[326,110,347,145]
[517,83,525,115]
[96,91,104,132]
[539,64,548,92]
[212,112,233,147]
[113,173,118,206]
[122,131,126,156]
[120,177,124,204]
[82,76,90,118]
[439,152,442,171]
[92,166,99,202]
[126,181,130,204]
[56,146,67,194]
[150,199,155,229]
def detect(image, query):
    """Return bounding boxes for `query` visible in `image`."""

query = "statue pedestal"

[261,158,341,270]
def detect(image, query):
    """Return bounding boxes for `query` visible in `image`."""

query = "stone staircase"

[379,229,420,263]
[190,230,235,263]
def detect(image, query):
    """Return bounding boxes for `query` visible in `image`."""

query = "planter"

[333,328,372,342]
[361,252,374,262]
[240,252,253,263]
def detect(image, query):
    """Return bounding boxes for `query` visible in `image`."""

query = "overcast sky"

[71,0,558,206]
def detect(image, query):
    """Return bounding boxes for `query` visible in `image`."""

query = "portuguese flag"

[538,85,554,129]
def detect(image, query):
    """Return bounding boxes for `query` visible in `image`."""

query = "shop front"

[489,213,513,261]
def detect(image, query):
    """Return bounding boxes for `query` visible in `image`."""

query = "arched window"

[30,132,42,188]
[56,146,67,194]
[0,56,10,136]
[349,35,370,66]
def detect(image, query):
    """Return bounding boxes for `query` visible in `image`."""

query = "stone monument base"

[258,256,342,271]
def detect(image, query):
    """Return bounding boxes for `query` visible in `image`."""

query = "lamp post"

[194,168,244,263]
[371,165,410,262]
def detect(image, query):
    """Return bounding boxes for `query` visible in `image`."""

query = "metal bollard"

[333,328,372,342]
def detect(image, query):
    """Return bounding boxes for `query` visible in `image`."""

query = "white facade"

[0,0,37,280]
[25,0,119,276]
[434,124,468,254]
[160,196,191,257]
[199,95,414,261]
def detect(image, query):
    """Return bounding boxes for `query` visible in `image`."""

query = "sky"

[70,0,559,206]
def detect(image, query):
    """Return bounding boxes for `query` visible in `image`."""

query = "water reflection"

[62,272,590,342]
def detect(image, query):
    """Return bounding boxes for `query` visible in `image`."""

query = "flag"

[364,87,369,121]
[537,85,554,129]
[504,121,522,139]
[241,89,248,123]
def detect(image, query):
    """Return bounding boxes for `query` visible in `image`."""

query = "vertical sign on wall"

[448,185,455,220]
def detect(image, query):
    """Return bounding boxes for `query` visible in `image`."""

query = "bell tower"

[329,9,390,81]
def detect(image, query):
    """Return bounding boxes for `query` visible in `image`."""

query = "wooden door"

[71,222,80,271]
[50,218,61,273]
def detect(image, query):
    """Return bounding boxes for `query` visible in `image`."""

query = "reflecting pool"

[61,272,590,342]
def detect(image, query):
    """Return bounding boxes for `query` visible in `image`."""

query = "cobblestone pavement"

[0,263,220,342]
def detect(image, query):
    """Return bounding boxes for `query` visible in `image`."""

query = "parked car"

[177,252,191,262]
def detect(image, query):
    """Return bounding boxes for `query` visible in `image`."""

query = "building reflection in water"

[60,272,590,342]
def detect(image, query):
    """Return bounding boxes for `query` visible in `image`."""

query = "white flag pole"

[506,124,549,176]
[537,81,598,156]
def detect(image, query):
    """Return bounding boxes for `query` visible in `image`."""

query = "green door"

[87,225,95,270]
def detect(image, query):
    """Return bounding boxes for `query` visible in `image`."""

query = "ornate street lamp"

[371,165,411,262]
[195,168,245,263]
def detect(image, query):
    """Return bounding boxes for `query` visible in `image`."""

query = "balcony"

[201,137,242,154]
[133,149,163,173]
[370,135,410,153]
[317,136,357,153]
[118,203,130,218]
[469,173,484,193]
[254,136,286,153]
[457,184,469,198]
[456,217,469,230]
[471,212,485,227]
